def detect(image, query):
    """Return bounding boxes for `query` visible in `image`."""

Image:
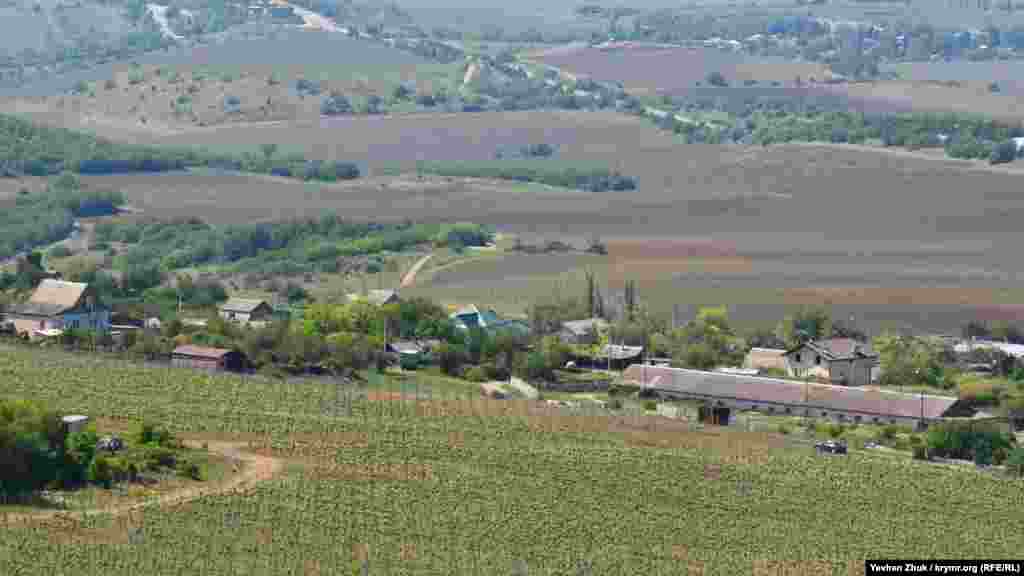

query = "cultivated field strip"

[0,347,1023,574]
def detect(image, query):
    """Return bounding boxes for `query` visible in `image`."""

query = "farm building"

[6,279,110,340]
[450,304,530,338]
[744,347,787,373]
[171,345,246,372]
[783,338,879,386]
[219,299,273,324]
[623,364,965,428]
[559,318,610,345]
[348,289,401,306]
[583,344,643,371]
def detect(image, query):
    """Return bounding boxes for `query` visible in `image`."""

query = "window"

[795,353,802,362]
[821,411,828,417]
[815,355,822,365]
[854,415,862,423]
[785,407,792,414]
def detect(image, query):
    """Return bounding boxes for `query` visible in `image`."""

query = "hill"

[0,346,1022,573]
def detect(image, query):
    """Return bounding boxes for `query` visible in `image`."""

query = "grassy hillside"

[0,346,1021,573]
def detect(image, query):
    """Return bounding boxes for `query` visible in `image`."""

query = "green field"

[0,346,1022,574]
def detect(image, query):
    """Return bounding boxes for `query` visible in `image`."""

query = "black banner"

[866,561,1023,575]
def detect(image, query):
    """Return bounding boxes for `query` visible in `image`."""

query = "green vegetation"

[411,160,638,192]
[0,346,1023,572]
[0,174,124,259]
[0,397,192,496]
[0,113,359,182]
[94,217,492,277]
[652,105,1024,162]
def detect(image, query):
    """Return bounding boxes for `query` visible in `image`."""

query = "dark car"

[97,436,124,453]
[815,440,848,455]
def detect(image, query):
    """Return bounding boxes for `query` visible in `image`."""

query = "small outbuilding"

[61,415,89,436]
[171,345,246,372]
[220,299,274,324]
[559,318,610,345]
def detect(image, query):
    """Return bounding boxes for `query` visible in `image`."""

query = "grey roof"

[786,338,877,361]
[221,298,271,313]
[388,341,423,354]
[562,318,609,336]
[349,289,400,306]
[599,344,643,360]
[623,365,959,420]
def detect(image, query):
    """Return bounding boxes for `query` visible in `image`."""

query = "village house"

[171,345,246,372]
[783,338,879,386]
[559,318,610,345]
[219,298,274,324]
[450,304,530,338]
[6,279,110,340]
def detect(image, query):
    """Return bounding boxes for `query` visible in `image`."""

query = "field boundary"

[0,441,283,524]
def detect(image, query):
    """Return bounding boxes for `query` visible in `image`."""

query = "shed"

[559,318,610,345]
[220,299,273,324]
[62,415,89,435]
[171,345,246,372]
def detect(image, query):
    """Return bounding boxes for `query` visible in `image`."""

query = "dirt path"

[1,441,283,524]
[400,253,434,288]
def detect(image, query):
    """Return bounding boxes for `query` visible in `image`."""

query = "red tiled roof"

[623,364,957,420]
[172,345,233,359]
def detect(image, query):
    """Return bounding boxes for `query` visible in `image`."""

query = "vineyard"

[0,347,1022,574]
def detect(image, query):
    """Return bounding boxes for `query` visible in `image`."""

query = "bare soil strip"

[0,441,283,524]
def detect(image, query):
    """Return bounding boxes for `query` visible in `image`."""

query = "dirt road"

[400,253,434,288]
[1,441,283,524]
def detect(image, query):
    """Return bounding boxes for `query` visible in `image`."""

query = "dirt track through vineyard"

[1,441,283,524]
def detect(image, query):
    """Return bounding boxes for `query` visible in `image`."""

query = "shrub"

[777,423,792,435]
[176,457,203,480]
[463,365,488,382]
[706,71,728,87]
[320,91,352,116]
[642,399,657,411]
[87,455,114,488]
[1008,446,1024,477]
[827,423,845,438]
[607,398,623,410]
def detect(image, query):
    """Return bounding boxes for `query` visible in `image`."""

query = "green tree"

[777,306,831,348]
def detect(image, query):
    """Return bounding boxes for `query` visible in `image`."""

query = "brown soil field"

[64,110,1024,335]
[531,45,829,92]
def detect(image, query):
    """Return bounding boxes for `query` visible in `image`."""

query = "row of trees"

[413,160,638,192]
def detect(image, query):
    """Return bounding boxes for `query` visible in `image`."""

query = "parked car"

[97,436,124,453]
[815,440,847,455]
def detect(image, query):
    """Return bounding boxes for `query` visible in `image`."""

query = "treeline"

[651,103,1024,164]
[0,114,360,181]
[94,216,492,277]
[0,174,124,260]
[412,160,638,192]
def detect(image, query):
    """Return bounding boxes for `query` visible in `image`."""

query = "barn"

[171,345,246,372]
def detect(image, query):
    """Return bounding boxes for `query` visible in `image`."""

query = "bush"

[642,399,658,411]
[776,423,792,435]
[990,140,1018,165]
[320,91,352,116]
[176,457,202,480]
[706,71,728,87]
[463,365,488,382]
[87,455,114,488]
[1008,446,1024,477]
